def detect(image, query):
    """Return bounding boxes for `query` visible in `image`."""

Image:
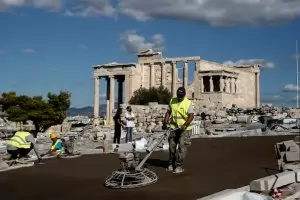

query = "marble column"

[106,77,110,122]
[117,77,124,106]
[124,75,133,103]
[220,76,225,92]
[161,62,165,86]
[200,76,204,93]
[93,76,100,126]
[183,61,188,89]
[109,75,115,124]
[234,78,237,93]
[235,78,240,94]
[230,77,236,93]
[150,63,155,88]
[194,60,201,98]
[209,76,214,92]
[256,73,260,107]
[172,62,177,96]
[225,77,230,93]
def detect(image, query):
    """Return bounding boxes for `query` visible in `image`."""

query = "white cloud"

[118,0,300,26]
[0,0,61,11]
[79,44,88,51]
[22,48,36,53]
[64,0,115,18]
[283,84,300,92]
[223,59,275,68]
[3,0,300,26]
[120,30,165,53]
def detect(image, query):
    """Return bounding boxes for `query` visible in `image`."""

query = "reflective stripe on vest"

[170,97,194,130]
[51,139,64,153]
[7,131,31,149]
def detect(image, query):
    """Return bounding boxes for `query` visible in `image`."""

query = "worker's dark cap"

[176,87,186,97]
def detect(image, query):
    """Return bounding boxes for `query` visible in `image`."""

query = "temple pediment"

[136,49,163,60]
[137,49,162,56]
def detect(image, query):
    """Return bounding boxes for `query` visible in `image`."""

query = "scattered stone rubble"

[1,104,300,159]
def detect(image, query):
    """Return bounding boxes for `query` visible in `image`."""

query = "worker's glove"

[162,123,168,130]
[179,124,187,132]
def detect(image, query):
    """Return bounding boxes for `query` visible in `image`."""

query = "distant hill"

[67,103,119,117]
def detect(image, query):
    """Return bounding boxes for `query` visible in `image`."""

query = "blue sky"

[1,0,300,107]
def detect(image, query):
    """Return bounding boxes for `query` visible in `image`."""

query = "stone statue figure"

[225,78,230,92]
[220,77,225,92]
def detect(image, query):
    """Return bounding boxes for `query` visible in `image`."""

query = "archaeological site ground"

[0,136,293,200]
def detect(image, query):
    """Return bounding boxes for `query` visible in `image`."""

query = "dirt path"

[0,135,295,200]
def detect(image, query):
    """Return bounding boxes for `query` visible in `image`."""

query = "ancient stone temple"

[93,49,260,124]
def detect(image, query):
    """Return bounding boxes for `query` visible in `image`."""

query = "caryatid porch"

[199,70,239,93]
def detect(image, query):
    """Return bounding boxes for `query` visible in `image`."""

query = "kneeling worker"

[7,129,42,161]
[47,133,64,155]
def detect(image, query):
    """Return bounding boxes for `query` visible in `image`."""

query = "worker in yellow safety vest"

[45,133,64,155]
[7,129,42,161]
[162,87,194,174]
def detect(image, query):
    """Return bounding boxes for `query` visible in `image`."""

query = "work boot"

[166,164,174,171]
[173,166,185,174]
[16,157,26,163]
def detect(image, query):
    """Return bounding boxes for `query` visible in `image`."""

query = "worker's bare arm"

[183,103,195,127]
[26,135,41,159]
[163,104,172,124]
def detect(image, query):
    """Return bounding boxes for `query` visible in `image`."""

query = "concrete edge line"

[0,162,34,173]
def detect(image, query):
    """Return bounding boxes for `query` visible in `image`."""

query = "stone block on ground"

[283,164,300,171]
[112,143,134,152]
[283,140,300,152]
[285,151,300,162]
[250,171,295,192]
[285,168,300,183]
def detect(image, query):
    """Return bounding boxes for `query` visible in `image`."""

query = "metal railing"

[191,121,203,136]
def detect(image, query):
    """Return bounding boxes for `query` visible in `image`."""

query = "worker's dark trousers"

[114,128,121,144]
[7,144,33,159]
[168,129,192,168]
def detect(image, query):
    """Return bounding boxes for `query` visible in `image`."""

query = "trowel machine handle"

[134,128,180,171]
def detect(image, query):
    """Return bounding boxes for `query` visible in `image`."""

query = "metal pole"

[297,40,299,108]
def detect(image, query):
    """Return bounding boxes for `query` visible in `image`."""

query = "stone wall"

[119,102,168,133]
[117,102,210,133]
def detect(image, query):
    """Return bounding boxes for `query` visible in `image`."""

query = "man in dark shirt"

[113,108,123,144]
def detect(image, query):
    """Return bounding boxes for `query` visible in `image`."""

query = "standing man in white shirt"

[125,106,135,143]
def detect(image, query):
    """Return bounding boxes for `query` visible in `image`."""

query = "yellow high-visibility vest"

[50,139,64,154]
[170,97,194,130]
[7,131,31,149]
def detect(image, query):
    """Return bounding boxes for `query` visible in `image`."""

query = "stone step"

[250,171,296,192]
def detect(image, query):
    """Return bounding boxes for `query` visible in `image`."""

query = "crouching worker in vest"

[45,133,64,156]
[162,87,194,174]
[7,129,42,162]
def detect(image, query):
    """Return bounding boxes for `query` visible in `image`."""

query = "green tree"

[129,86,171,105]
[0,91,71,134]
